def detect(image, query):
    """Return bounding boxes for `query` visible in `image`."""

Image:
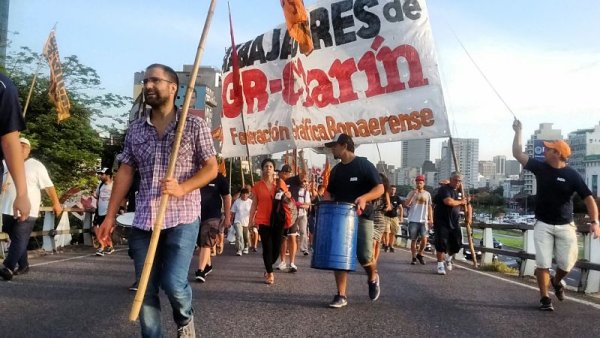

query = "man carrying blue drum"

[323,133,384,308]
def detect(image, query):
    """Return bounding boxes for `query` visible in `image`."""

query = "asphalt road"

[1,243,599,337]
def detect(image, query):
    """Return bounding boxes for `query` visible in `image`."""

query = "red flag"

[228,3,244,105]
[280,0,314,55]
[43,30,71,122]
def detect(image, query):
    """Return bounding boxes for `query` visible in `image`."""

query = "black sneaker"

[389,247,395,253]
[129,280,139,291]
[104,246,115,255]
[328,294,348,308]
[368,275,380,301]
[411,257,417,265]
[195,269,206,283]
[551,277,565,301]
[95,248,105,257]
[539,296,554,311]
[383,245,389,252]
[204,264,213,275]
[416,254,425,265]
[0,267,14,281]
[14,266,30,275]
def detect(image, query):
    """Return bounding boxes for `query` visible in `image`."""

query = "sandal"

[264,272,274,285]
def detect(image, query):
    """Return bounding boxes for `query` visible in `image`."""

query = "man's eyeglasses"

[141,77,174,85]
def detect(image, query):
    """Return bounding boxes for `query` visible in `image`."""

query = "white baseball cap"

[19,138,31,147]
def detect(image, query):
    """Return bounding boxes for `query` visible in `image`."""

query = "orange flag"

[218,158,227,177]
[322,159,331,188]
[43,30,71,122]
[280,0,314,55]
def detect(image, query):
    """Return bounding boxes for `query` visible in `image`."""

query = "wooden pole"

[448,137,478,268]
[129,0,218,321]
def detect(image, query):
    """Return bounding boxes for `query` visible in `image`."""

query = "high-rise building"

[523,123,563,195]
[439,138,479,189]
[0,0,9,69]
[505,159,522,176]
[568,122,600,179]
[493,155,506,176]
[401,139,430,169]
[479,161,496,178]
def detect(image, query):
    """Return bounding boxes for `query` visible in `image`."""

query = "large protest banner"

[221,0,449,157]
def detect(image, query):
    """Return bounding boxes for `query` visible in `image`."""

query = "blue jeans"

[2,215,36,271]
[129,219,200,338]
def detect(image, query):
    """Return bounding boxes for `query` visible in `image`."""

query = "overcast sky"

[8,0,600,168]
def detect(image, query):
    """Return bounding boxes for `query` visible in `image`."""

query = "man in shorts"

[405,175,433,265]
[432,172,467,275]
[195,172,231,282]
[512,119,599,311]
[323,133,384,308]
[383,185,403,253]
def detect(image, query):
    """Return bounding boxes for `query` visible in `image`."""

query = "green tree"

[4,45,131,194]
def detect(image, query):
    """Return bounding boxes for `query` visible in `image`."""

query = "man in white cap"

[512,119,599,311]
[405,175,433,265]
[1,138,62,280]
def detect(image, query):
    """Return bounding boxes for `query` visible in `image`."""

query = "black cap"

[324,133,354,148]
[277,164,292,173]
[96,167,112,175]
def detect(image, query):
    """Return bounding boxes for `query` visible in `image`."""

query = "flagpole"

[227,1,253,186]
[24,24,56,117]
[448,136,477,268]
[129,0,218,321]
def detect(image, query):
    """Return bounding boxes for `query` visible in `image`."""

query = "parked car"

[479,238,503,249]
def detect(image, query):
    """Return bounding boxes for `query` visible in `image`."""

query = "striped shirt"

[118,111,216,230]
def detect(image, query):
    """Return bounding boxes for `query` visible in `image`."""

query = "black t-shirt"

[0,73,26,167]
[433,184,461,229]
[385,194,403,217]
[200,173,230,220]
[285,175,302,200]
[525,158,592,224]
[327,156,381,218]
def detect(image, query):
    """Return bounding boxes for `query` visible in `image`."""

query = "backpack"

[270,179,297,229]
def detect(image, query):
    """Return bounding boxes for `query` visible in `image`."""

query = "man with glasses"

[432,172,467,275]
[98,64,217,337]
[512,119,599,311]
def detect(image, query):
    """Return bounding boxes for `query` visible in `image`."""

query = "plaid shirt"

[118,111,216,231]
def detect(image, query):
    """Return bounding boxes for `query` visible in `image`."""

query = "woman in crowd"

[248,158,289,284]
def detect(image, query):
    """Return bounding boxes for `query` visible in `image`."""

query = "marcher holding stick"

[98,64,217,336]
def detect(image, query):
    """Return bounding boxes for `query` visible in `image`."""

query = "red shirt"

[252,179,287,226]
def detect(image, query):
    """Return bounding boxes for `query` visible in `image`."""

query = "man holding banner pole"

[98,64,217,336]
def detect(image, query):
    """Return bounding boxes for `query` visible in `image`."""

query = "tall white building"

[493,155,506,177]
[523,123,563,195]
[439,138,479,189]
[401,139,430,169]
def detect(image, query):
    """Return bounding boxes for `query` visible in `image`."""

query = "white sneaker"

[277,261,288,271]
[242,248,249,254]
[289,263,298,273]
[445,256,453,271]
[236,250,242,256]
[437,263,446,275]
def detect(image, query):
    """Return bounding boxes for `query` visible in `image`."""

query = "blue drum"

[311,201,358,271]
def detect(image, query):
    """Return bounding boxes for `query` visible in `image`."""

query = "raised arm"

[512,119,529,166]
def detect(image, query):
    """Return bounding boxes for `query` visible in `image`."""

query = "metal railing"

[396,221,600,294]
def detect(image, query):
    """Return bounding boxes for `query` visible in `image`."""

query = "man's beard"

[145,91,169,108]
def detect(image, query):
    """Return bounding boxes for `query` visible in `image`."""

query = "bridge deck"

[1,244,599,337]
